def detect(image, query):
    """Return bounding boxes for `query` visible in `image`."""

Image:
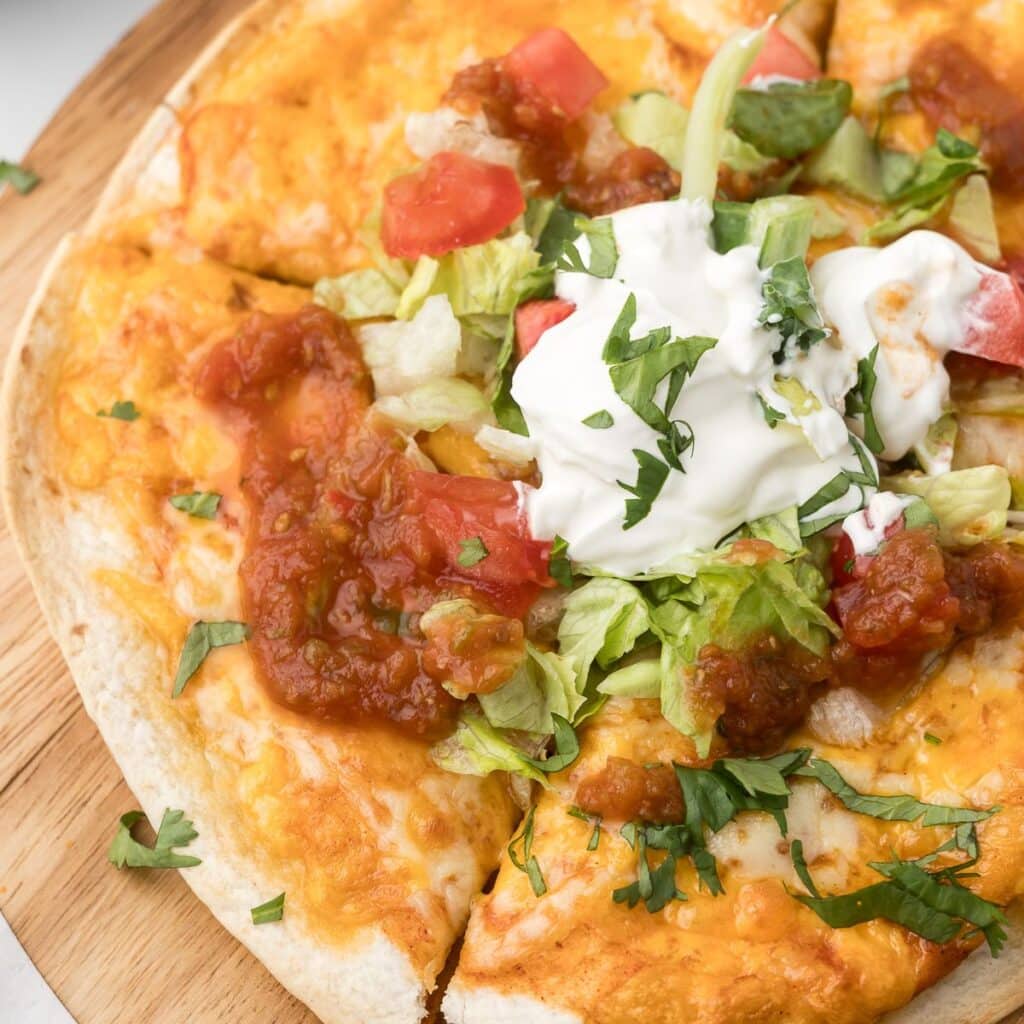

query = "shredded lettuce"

[866,130,986,244]
[373,378,489,432]
[557,578,650,685]
[730,79,853,160]
[613,91,689,171]
[947,174,1002,265]
[395,233,540,320]
[801,116,884,201]
[885,466,1010,545]
[650,560,837,755]
[614,91,776,179]
[597,659,661,698]
[479,642,584,733]
[314,268,405,320]
[744,506,805,554]
[913,414,958,476]
[431,709,548,783]
[474,424,537,465]
[682,26,766,204]
[360,293,461,396]
[748,195,816,267]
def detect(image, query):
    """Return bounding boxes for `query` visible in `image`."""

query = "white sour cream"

[512,204,985,577]
[841,491,914,556]
[512,199,863,576]
[811,231,984,460]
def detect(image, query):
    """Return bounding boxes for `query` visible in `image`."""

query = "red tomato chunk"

[742,25,821,84]
[381,151,524,259]
[503,27,609,120]
[515,298,576,357]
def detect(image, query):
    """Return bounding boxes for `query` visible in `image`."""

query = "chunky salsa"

[196,305,551,737]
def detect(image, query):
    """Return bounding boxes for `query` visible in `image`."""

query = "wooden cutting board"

[0,3,1021,1024]
[0,2,317,1021]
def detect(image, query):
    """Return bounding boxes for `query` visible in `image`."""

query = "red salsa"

[196,305,550,737]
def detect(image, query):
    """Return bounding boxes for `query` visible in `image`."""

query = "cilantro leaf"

[172,621,251,698]
[867,130,985,243]
[601,294,716,528]
[613,824,689,912]
[557,215,618,279]
[0,160,40,195]
[798,434,880,536]
[759,257,828,364]
[796,759,997,831]
[548,535,573,589]
[523,713,580,773]
[491,313,529,435]
[509,805,547,897]
[107,808,201,869]
[618,448,671,530]
[729,79,853,159]
[97,400,140,422]
[796,854,1008,954]
[568,806,603,850]
[844,344,884,455]
[871,859,1008,954]
[790,838,820,898]
[582,410,614,429]
[757,393,786,429]
[169,491,222,520]
[529,196,580,265]
[457,536,489,567]
[251,892,286,925]
[796,878,963,945]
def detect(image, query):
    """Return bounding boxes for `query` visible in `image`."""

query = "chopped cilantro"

[457,536,489,568]
[107,808,201,869]
[0,160,40,195]
[548,535,573,589]
[97,400,140,421]
[169,491,221,520]
[172,621,250,698]
[582,409,614,429]
[251,892,286,925]
[509,805,547,897]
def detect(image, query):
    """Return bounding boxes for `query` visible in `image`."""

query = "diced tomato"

[742,25,821,85]
[503,28,609,120]
[830,510,907,588]
[515,298,576,358]
[381,152,524,260]
[406,471,553,615]
[955,269,1024,368]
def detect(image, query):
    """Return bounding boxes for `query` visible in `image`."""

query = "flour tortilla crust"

[440,901,1024,1024]
[4,0,1024,1022]
[1,235,428,1024]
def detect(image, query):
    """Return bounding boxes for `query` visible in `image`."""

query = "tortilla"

[444,626,1024,1023]
[95,0,832,283]
[2,238,516,1023]
[4,1,1024,1023]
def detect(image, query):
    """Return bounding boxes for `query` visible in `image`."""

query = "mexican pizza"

[5,2,1024,1023]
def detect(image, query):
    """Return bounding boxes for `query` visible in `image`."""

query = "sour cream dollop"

[511,204,984,577]
[511,199,861,576]
[811,231,983,460]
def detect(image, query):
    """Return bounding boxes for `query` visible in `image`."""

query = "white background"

[2,4,157,1018]
[1,0,156,158]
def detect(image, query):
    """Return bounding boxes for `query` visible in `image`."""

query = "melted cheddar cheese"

[46,242,515,979]
[112,0,830,283]
[452,625,1024,1023]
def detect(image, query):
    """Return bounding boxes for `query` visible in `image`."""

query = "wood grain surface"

[0,2,316,1021]
[0,2,1022,1024]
